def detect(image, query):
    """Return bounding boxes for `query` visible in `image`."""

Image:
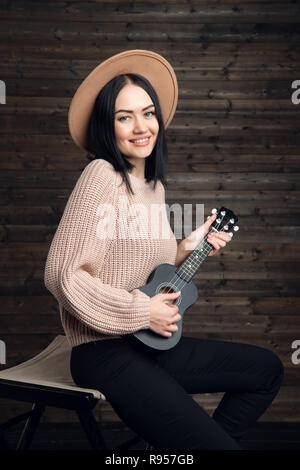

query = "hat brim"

[68,49,178,153]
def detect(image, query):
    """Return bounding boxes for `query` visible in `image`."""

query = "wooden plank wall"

[0,0,300,425]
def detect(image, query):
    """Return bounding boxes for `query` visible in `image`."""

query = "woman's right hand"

[149,291,181,337]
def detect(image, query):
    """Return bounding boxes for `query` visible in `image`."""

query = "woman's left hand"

[175,213,232,266]
[206,230,232,256]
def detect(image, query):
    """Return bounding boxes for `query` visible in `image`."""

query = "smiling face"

[114,83,159,172]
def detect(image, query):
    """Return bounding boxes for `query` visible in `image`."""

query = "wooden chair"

[0,335,144,450]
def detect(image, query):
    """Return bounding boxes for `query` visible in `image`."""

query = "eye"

[117,110,156,122]
[118,115,130,122]
[145,111,156,117]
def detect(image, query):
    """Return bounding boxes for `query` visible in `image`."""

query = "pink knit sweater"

[44,159,178,347]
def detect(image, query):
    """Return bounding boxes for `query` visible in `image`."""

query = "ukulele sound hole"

[158,286,176,304]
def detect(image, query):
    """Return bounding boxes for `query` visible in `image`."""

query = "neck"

[126,157,145,179]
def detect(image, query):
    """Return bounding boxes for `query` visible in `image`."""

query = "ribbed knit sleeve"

[44,159,151,336]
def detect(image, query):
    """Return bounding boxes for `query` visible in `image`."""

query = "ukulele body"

[126,263,199,350]
[124,207,238,351]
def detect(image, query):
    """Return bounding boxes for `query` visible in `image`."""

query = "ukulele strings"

[163,234,214,295]
[162,216,225,298]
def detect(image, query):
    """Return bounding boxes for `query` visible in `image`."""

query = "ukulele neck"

[175,228,217,282]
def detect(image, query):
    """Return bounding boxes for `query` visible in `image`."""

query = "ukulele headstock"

[210,207,239,237]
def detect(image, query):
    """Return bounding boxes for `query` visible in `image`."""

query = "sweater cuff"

[130,288,151,330]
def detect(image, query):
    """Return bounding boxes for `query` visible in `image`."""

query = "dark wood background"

[0,0,300,426]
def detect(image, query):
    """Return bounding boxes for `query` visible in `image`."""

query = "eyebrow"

[114,104,155,115]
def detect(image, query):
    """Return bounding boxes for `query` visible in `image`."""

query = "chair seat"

[0,335,106,401]
[0,336,148,451]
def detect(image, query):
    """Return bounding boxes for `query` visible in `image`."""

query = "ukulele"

[125,207,239,350]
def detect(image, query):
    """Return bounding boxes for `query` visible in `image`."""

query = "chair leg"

[76,408,107,450]
[16,403,45,450]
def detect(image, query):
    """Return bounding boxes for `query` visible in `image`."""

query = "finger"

[204,213,217,232]
[164,290,181,298]
[212,239,226,250]
[208,232,231,243]
[207,234,227,246]
[186,214,217,250]
[207,237,226,251]
[168,305,179,315]
[208,249,217,256]
[167,324,178,332]
[161,330,172,337]
[168,313,181,324]
[215,232,232,242]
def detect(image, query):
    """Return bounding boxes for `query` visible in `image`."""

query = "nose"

[133,114,148,133]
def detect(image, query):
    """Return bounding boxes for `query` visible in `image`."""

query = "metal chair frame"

[0,336,147,450]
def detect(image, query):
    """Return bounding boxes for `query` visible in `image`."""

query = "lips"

[129,136,151,146]
[130,136,151,142]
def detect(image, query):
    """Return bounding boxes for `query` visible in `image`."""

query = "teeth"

[131,137,149,143]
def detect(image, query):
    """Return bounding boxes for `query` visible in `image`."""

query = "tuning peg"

[211,208,217,214]
[224,225,228,230]
[230,218,235,224]
[229,232,233,238]
[234,226,239,231]
[221,210,226,216]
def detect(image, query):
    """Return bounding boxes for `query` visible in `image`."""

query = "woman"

[44,50,283,450]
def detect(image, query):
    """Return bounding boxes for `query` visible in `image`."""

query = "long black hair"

[86,73,169,195]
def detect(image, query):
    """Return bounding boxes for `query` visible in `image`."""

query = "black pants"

[70,335,284,450]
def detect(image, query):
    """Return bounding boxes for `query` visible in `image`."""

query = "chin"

[129,149,154,158]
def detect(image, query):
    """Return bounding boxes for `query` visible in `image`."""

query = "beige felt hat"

[68,49,178,153]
